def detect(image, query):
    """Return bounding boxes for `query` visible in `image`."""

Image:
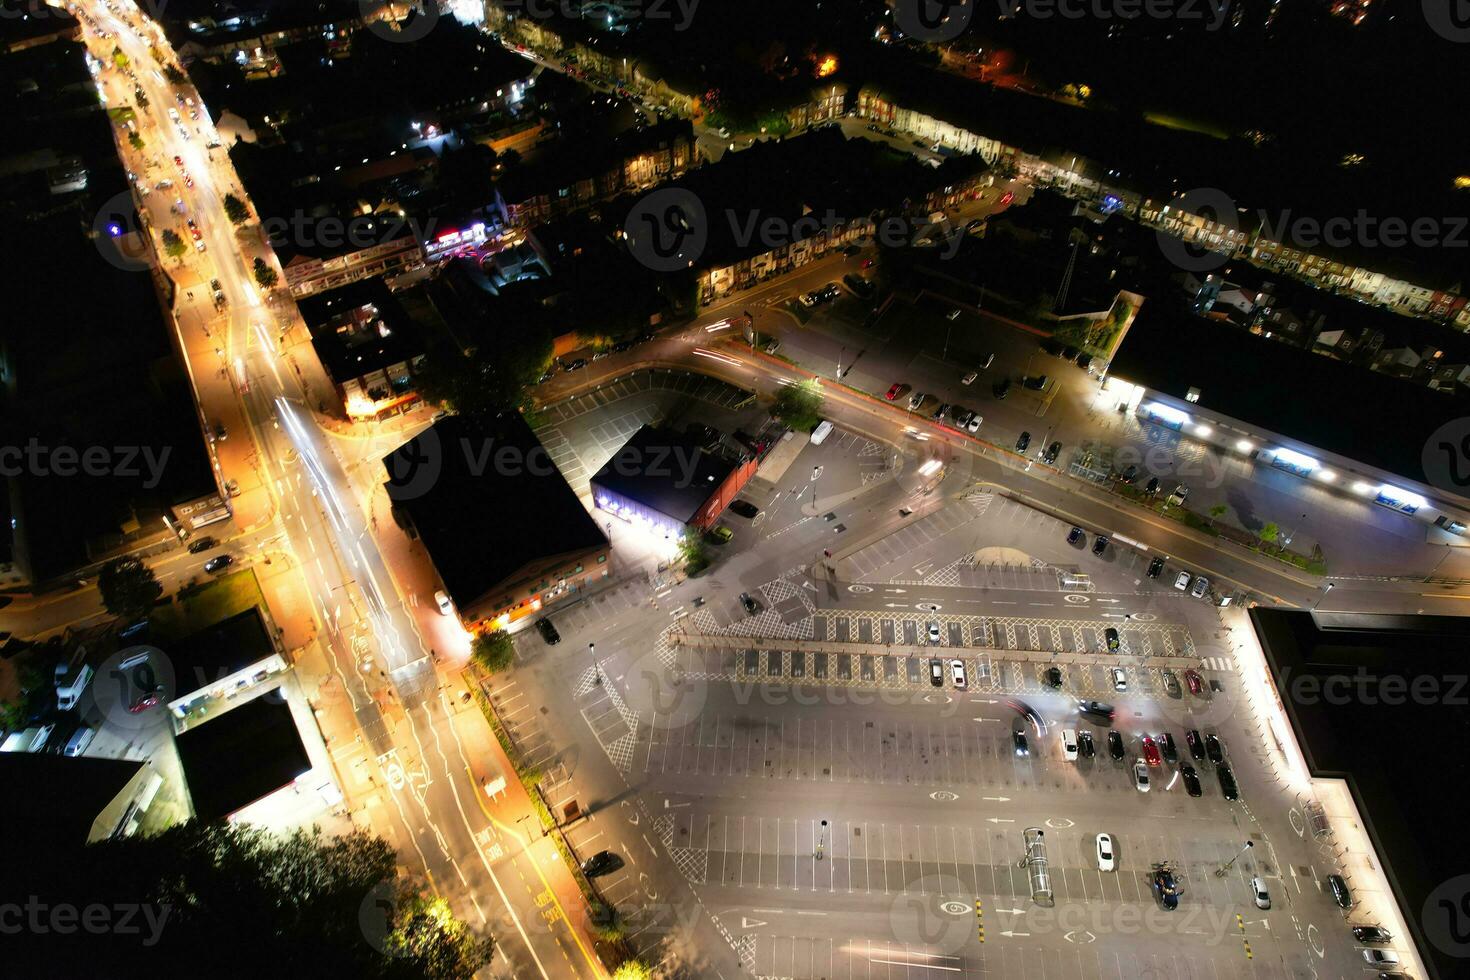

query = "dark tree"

[222,193,250,225]
[97,557,162,622]
[415,327,552,419]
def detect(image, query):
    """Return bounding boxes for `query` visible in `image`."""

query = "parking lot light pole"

[816,819,827,861]
[1216,839,1253,877]
[590,642,601,685]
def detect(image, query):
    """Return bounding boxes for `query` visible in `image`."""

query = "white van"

[55,663,94,711]
[810,420,834,445]
[1060,728,1078,762]
[64,726,97,757]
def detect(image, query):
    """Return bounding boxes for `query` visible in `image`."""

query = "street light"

[1215,839,1253,877]
[589,642,600,685]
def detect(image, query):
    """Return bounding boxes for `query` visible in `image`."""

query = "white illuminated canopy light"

[1143,401,1189,426]
[1316,469,1337,482]
[1377,484,1426,509]
[1235,439,1253,453]
[1194,424,1213,437]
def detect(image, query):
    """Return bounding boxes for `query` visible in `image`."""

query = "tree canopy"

[97,556,162,622]
[414,327,553,419]
[772,378,824,432]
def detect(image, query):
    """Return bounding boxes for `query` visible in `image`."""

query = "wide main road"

[78,4,603,977]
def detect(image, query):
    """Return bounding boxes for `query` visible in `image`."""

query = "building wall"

[459,545,611,629]
[282,236,424,297]
[694,455,760,529]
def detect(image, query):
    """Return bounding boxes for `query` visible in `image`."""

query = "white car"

[927,622,942,644]
[1060,728,1078,762]
[1361,949,1399,966]
[960,371,977,385]
[1173,571,1192,591]
[434,590,453,615]
[950,659,967,689]
[1096,833,1115,871]
[1250,876,1271,910]
[908,391,927,411]
[966,414,982,433]
[1111,667,1127,691]
[1133,760,1151,792]
[1190,576,1210,599]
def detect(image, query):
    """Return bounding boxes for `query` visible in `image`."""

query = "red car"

[886,383,908,401]
[128,689,163,713]
[861,258,876,269]
[999,190,1014,206]
[1141,735,1162,767]
[173,154,184,168]
[1184,669,1204,695]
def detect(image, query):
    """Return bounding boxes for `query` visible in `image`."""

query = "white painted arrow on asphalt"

[1095,598,1120,603]
[664,799,691,809]
[1000,930,1030,938]
[741,917,768,929]
[995,907,1027,916]
[982,796,1011,802]
[986,817,1015,824]
[886,588,907,594]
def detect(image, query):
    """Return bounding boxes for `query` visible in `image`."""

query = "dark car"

[929,659,944,687]
[1163,671,1182,698]
[581,850,623,878]
[1016,431,1030,452]
[819,283,840,301]
[1160,732,1178,764]
[1075,353,1094,371]
[1147,556,1165,578]
[187,535,218,554]
[1145,476,1160,495]
[932,402,950,421]
[1119,464,1138,483]
[1012,730,1029,756]
[1185,730,1204,759]
[1104,627,1120,652]
[1061,346,1080,361]
[610,339,636,353]
[536,618,561,645]
[1067,526,1084,546]
[1081,699,1116,720]
[729,500,760,519]
[1044,666,1063,688]
[1205,734,1224,764]
[992,378,1011,399]
[1092,535,1109,556]
[1180,764,1202,797]
[1043,441,1062,464]
[1040,339,1065,357]
[1326,874,1353,909]
[1023,375,1049,391]
[1217,763,1239,801]
[203,554,234,573]
[1077,730,1094,758]
[1152,867,1181,910]
[1352,926,1392,944]
[739,592,762,615]
[1108,730,1125,760]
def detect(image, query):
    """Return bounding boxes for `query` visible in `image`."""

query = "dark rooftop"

[1251,608,1470,980]
[589,425,735,526]
[383,414,607,609]
[1107,301,1470,492]
[175,694,311,822]
[168,607,278,699]
[300,277,428,386]
[0,754,144,849]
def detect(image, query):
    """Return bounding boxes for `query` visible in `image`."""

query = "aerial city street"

[2,1,1469,978]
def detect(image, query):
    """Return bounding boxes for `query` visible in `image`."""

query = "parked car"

[581,850,622,878]
[739,592,762,615]
[1040,339,1065,357]
[1180,764,1202,796]
[1111,667,1127,691]
[1147,556,1165,578]
[1044,666,1063,688]
[908,390,927,410]
[992,378,1011,399]
[1173,571,1193,591]
[1108,730,1125,760]
[1361,950,1399,967]
[1077,730,1094,758]
[1043,441,1062,464]
[63,725,97,757]
[1016,431,1030,452]
[950,659,967,688]
[1023,375,1049,391]
[1060,728,1077,761]
[187,535,218,554]
[434,590,453,615]
[1092,535,1109,555]
[1184,669,1205,695]
[706,524,733,544]
[537,617,561,645]
[1186,729,1204,760]
[1152,867,1180,909]
[1067,526,1084,546]
[1141,735,1162,767]
[1105,627,1120,652]
[886,382,907,400]
[1190,576,1210,599]
[929,659,944,687]
[1217,763,1239,800]
[1160,732,1178,764]
[1205,734,1225,764]
[1163,671,1182,698]
[1326,874,1353,909]
[1133,761,1151,793]
[932,402,950,421]
[204,554,234,573]
[1096,833,1115,871]
[1352,926,1393,944]
[729,500,760,518]
[927,622,942,644]
[55,664,94,711]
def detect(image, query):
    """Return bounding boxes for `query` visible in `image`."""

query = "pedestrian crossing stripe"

[976,900,984,942]
[1243,941,1252,959]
